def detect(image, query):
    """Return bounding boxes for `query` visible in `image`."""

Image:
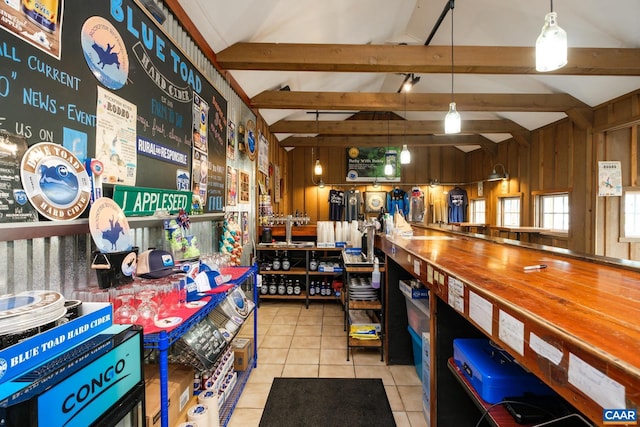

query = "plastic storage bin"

[405,296,430,334]
[408,325,422,378]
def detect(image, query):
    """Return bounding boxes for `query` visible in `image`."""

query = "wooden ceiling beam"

[270,119,529,135]
[252,91,588,112]
[279,134,490,148]
[217,43,640,76]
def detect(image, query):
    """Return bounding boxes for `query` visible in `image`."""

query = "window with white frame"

[498,197,520,226]
[470,199,486,224]
[623,190,640,238]
[540,193,569,231]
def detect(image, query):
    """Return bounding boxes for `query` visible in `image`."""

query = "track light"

[318,179,325,188]
[400,73,421,93]
[535,1,567,72]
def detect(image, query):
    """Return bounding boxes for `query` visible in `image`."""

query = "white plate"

[185,300,207,309]
[154,316,182,328]
[89,197,132,253]
[20,142,92,221]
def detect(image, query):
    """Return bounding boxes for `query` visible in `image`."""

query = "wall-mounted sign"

[113,185,192,216]
[598,161,622,197]
[346,147,400,182]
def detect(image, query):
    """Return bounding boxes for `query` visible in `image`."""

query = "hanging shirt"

[329,189,345,221]
[386,188,409,217]
[448,187,468,223]
[344,189,363,221]
[408,187,425,222]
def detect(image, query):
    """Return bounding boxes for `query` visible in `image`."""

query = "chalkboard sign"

[0,0,227,216]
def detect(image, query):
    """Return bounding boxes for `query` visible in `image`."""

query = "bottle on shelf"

[315,280,321,296]
[293,279,302,295]
[269,277,278,295]
[272,250,281,271]
[309,251,318,271]
[277,275,286,295]
[286,278,294,295]
[261,276,269,295]
[282,251,290,271]
[309,280,316,296]
[371,257,381,289]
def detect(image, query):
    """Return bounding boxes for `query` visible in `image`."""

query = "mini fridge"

[0,324,145,427]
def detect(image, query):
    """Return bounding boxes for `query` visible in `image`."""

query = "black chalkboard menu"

[0,0,227,216]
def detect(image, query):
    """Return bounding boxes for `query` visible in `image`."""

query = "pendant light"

[384,113,393,176]
[400,92,411,164]
[536,0,567,72]
[444,1,460,134]
[313,111,323,175]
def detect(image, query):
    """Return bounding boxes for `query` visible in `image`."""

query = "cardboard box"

[145,364,194,427]
[231,337,253,371]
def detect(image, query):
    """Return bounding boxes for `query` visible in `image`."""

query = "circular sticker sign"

[88,197,133,253]
[20,143,91,221]
[81,16,129,90]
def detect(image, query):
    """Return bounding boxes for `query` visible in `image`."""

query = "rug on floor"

[259,377,396,427]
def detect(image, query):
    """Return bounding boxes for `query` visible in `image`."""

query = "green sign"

[113,186,192,216]
[346,147,400,182]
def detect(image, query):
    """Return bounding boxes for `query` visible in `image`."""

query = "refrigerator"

[0,324,144,427]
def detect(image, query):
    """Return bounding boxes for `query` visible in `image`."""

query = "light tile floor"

[228,300,428,427]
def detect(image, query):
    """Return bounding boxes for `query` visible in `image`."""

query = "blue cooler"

[453,338,553,404]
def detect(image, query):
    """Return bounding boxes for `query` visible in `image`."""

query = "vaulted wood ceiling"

[173,0,640,153]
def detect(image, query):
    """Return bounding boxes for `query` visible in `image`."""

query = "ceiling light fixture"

[384,113,393,176]
[400,73,421,93]
[536,0,567,72]
[444,0,461,134]
[313,110,323,176]
[400,92,411,164]
[400,145,411,165]
[487,163,509,181]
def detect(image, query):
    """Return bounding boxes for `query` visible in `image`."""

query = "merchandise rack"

[143,264,258,427]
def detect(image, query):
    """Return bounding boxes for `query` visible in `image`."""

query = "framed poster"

[346,146,400,182]
[365,191,386,213]
[258,132,269,175]
[227,166,237,206]
[274,165,281,203]
[239,170,250,204]
[227,120,235,160]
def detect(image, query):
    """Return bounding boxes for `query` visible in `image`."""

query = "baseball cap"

[137,249,184,279]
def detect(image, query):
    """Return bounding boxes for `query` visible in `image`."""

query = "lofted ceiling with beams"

[175,0,640,153]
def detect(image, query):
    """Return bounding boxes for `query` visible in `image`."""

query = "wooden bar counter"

[377,227,640,426]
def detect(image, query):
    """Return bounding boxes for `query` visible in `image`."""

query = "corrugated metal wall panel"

[0,3,252,298]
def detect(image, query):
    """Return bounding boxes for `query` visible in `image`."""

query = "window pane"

[500,197,520,227]
[624,192,640,237]
[540,194,568,231]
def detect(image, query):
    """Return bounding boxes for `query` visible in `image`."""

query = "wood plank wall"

[268,89,640,261]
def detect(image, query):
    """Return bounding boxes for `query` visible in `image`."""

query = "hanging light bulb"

[400,145,411,164]
[384,162,393,176]
[444,102,461,134]
[313,110,323,176]
[535,6,567,72]
[443,1,461,134]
